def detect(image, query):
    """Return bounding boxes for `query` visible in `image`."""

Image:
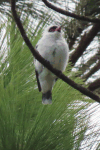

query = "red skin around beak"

[55,27,61,32]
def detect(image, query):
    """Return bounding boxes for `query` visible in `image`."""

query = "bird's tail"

[42,91,52,104]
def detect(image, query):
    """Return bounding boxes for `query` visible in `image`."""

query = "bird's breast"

[42,41,67,70]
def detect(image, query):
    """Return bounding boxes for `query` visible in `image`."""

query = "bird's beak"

[55,26,61,32]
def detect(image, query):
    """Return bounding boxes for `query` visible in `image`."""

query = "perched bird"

[34,25,69,104]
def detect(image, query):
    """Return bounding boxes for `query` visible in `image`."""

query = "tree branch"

[78,51,100,75]
[67,20,87,50]
[42,0,100,23]
[10,0,100,103]
[88,78,100,91]
[69,24,100,65]
[82,61,100,81]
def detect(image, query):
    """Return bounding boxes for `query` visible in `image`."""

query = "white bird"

[34,25,69,104]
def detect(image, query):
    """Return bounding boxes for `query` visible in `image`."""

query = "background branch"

[42,0,100,23]
[88,79,100,91]
[82,61,100,81]
[69,24,100,65]
[78,51,100,74]
[10,0,100,103]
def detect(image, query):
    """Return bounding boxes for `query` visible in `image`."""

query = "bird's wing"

[35,69,41,92]
[34,44,41,92]
[34,44,38,62]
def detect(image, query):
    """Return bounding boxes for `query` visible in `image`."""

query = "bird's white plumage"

[34,25,69,104]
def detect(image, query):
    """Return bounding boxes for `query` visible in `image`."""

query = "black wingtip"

[35,70,41,92]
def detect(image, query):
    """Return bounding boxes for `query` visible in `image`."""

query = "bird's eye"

[48,26,57,32]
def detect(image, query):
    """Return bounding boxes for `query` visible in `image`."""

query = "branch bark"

[78,51,100,75]
[10,0,100,103]
[69,24,100,65]
[88,78,100,91]
[42,0,100,23]
[82,61,100,81]
[67,20,87,50]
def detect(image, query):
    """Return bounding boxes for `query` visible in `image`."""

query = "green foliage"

[0,19,89,150]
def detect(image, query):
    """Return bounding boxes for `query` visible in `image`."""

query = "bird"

[34,25,69,104]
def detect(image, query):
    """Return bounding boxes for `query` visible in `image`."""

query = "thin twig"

[10,0,100,103]
[42,0,100,24]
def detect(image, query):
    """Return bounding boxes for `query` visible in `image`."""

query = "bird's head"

[43,25,63,39]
